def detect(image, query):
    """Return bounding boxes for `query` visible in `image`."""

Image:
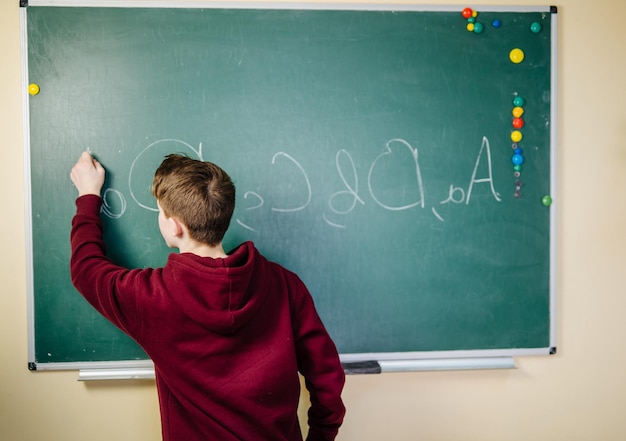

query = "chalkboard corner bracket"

[19,0,28,8]
[28,361,37,371]
[549,346,557,355]
[550,5,558,14]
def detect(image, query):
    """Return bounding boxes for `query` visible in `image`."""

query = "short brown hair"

[152,154,236,246]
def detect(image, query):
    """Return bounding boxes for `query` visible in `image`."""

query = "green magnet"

[541,195,552,207]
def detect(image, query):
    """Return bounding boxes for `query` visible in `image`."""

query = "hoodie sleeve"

[70,195,143,338]
[289,277,346,441]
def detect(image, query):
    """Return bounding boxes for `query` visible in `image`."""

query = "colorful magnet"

[462,7,473,19]
[492,19,502,28]
[473,22,484,34]
[512,106,524,118]
[509,48,525,64]
[530,22,542,33]
[512,117,525,129]
[513,96,525,107]
[541,195,553,206]
[511,130,523,143]
[512,153,524,165]
[466,23,475,32]
[28,83,40,96]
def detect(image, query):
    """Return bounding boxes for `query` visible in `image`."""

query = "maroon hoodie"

[70,195,345,440]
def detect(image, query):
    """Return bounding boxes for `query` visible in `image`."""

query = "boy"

[69,152,345,441]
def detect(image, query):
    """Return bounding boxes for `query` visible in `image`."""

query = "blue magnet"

[512,154,524,165]
[492,19,501,28]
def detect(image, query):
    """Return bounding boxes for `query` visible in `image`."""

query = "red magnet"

[512,117,525,129]
[462,7,473,19]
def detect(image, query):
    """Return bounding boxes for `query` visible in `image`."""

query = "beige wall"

[2,0,625,439]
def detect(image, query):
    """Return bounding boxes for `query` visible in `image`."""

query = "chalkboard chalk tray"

[22,2,557,370]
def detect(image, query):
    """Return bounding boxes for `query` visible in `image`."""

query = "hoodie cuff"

[75,194,102,216]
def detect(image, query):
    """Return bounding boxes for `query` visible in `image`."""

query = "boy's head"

[152,154,236,247]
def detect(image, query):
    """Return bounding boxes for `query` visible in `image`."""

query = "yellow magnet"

[511,130,523,143]
[512,106,524,118]
[28,83,40,96]
[509,48,525,64]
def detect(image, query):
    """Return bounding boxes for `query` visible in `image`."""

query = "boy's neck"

[178,241,228,259]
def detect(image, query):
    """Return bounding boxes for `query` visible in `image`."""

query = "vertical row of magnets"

[511,96,525,198]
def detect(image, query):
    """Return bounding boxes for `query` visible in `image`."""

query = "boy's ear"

[169,217,185,238]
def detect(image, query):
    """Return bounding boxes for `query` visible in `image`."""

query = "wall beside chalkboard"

[23,4,556,370]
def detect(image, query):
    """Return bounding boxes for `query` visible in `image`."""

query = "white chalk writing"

[99,136,501,229]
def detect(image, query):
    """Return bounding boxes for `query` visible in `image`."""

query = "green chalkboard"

[23,4,556,369]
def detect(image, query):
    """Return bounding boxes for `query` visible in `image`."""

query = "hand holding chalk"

[70,151,106,197]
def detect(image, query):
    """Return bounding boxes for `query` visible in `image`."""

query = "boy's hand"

[70,151,106,196]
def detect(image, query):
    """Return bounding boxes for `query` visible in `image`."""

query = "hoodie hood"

[161,241,271,335]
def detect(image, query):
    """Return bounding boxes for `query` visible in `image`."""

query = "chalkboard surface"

[24,4,556,369]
